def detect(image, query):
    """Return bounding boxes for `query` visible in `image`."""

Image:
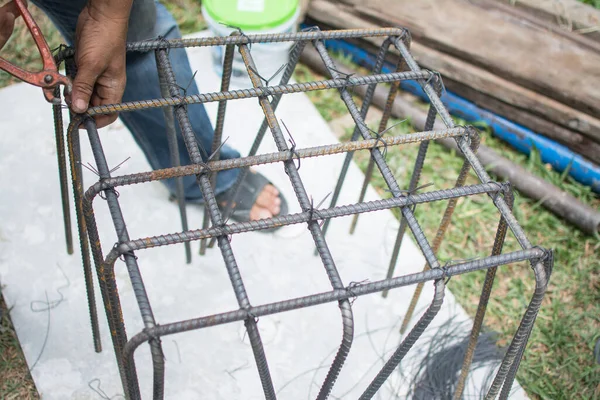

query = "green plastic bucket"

[202,0,300,85]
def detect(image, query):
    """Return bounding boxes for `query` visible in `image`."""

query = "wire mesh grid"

[49,28,552,400]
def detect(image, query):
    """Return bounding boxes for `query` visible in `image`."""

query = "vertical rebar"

[63,59,102,353]
[79,157,138,400]
[320,36,395,242]
[348,55,404,236]
[359,279,445,399]
[156,52,192,264]
[200,42,235,255]
[156,48,277,400]
[380,79,441,298]
[454,187,514,399]
[485,260,550,399]
[84,119,164,400]
[52,86,73,255]
[399,132,480,334]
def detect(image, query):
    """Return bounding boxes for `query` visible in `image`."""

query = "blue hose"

[315,37,600,193]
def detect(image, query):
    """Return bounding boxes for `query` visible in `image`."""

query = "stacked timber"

[305,0,600,165]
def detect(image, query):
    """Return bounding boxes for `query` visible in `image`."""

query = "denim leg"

[32,0,240,201]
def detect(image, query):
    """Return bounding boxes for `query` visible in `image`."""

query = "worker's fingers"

[70,4,127,126]
[1,1,22,18]
[0,2,19,50]
[70,61,99,113]
[89,91,120,128]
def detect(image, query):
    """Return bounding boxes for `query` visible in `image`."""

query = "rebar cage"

[50,28,552,400]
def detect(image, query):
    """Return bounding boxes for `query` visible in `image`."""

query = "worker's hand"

[0,1,21,50]
[70,3,129,128]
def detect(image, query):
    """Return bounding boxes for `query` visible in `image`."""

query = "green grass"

[293,63,600,399]
[0,291,38,399]
[580,0,600,9]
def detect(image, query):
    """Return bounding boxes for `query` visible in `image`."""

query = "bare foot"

[249,184,281,220]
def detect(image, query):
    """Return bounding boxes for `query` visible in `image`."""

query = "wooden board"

[330,0,600,119]
[498,0,600,42]
[307,0,600,157]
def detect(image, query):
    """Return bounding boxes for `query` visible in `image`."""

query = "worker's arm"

[71,0,134,127]
[0,1,21,50]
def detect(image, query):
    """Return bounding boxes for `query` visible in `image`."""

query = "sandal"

[216,170,288,232]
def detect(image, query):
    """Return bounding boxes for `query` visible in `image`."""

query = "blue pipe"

[314,36,600,193]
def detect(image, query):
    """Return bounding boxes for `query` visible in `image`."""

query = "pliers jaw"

[0,0,72,104]
[41,71,72,104]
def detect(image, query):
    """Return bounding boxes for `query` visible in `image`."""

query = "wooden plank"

[488,1,600,53]
[339,33,600,162]
[498,0,600,42]
[341,0,600,119]
[308,0,600,144]
[442,77,600,163]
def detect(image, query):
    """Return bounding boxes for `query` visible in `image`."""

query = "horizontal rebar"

[105,182,507,265]
[83,127,466,200]
[54,28,407,63]
[122,247,545,360]
[86,70,431,116]
[129,28,406,51]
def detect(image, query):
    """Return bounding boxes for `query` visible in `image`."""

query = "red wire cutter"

[0,0,71,104]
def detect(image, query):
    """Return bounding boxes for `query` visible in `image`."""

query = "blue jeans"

[32,0,240,202]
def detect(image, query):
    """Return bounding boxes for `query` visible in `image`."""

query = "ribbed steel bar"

[212,37,308,250]
[380,77,441,298]
[52,86,73,255]
[52,29,408,63]
[84,119,165,400]
[127,28,406,52]
[359,279,445,399]
[83,127,467,201]
[454,187,514,399]
[69,116,138,399]
[320,35,395,240]
[486,258,551,399]
[399,131,480,334]
[66,117,101,352]
[85,70,431,117]
[349,46,406,236]
[200,41,235,255]
[238,42,354,400]
[121,248,545,365]
[155,48,277,400]
[499,317,533,400]
[63,59,102,354]
[105,183,506,263]
[156,50,191,264]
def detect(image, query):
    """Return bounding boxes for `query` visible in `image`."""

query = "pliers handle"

[0,0,71,104]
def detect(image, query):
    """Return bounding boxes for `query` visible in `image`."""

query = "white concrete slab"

[0,32,526,399]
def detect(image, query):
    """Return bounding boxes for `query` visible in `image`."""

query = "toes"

[250,206,273,221]
[255,189,273,208]
[265,184,279,196]
[250,184,282,221]
[271,203,281,216]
